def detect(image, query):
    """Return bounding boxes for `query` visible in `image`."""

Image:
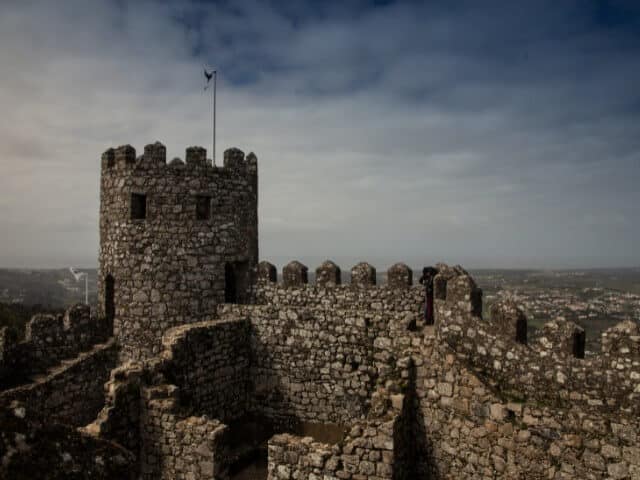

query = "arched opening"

[105,275,115,322]
[225,263,237,303]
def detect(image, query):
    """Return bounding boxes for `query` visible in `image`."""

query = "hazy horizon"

[2,259,639,272]
[1,1,639,269]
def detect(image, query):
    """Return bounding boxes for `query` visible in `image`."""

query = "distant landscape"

[1,267,639,350]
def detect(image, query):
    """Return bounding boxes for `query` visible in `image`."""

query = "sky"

[0,0,639,270]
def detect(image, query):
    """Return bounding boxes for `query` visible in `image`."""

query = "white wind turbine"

[69,267,89,305]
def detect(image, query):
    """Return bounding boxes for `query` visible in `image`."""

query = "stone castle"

[0,143,638,480]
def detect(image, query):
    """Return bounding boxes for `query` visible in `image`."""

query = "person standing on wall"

[419,266,438,325]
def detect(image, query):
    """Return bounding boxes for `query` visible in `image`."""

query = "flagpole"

[213,70,217,166]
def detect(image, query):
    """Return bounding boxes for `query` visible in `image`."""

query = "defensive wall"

[1,138,638,479]
[0,304,116,427]
[0,304,123,479]
[0,400,134,479]
[75,259,640,479]
[249,260,639,479]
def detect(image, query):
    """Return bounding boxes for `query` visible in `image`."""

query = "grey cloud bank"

[0,0,639,269]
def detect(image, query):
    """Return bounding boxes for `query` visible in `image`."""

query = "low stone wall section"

[0,339,118,427]
[0,401,134,480]
[267,386,410,480]
[139,384,229,480]
[160,318,250,423]
[0,304,112,384]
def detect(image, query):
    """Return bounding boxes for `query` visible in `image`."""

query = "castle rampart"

[247,260,640,478]
[33,256,636,479]
[0,402,134,479]
[0,339,117,427]
[0,303,112,388]
[3,137,639,479]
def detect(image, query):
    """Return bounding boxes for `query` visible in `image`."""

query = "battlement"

[101,142,258,176]
[433,267,640,417]
[0,304,111,386]
[256,260,640,417]
[259,260,417,289]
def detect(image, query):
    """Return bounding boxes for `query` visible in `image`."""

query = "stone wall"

[253,260,640,479]
[256,260,424,325]
[0,304,111,386]
[139,384,229,480]
[24,304,111,371]
[0,339,118,427]
[98,143,258,361]
[217,301,408,429]
[87,318,252,479]
[83,361,146,457]
[0,402,134,480]
[266,387,410,480]
[416,267,640,479]
[0,326,18,382]
[161,318,250,423]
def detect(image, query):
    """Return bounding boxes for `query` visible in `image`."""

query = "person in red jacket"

[419,266,438,325]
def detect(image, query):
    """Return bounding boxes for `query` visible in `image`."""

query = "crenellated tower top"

[97,141,258,361]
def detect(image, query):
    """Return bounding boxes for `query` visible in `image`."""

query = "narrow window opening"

[131,193,147,220]
[225,263,237,303]
[225,261,249,304]
[196,195,211,220]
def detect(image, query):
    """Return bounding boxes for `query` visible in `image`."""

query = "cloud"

[0,0,639,269]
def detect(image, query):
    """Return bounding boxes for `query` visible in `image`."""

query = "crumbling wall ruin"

[0,304,117,428]
[0,401,134,480]
[0,304,111,388]
[0,340,118,427]
[160,318,250,423]
[139,384,229,480]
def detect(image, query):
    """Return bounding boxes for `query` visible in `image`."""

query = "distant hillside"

[0,268,97,309]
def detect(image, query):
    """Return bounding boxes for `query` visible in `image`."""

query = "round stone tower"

[97,142,258,361]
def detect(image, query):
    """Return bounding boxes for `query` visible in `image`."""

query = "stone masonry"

[1,142,638,479]
[98,143,258,361]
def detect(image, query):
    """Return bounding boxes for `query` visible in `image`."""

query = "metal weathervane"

[204,66,217,166]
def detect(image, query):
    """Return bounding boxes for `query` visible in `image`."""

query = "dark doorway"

[225,263,237,303]
[225,261,250,304]
[105,275,115,322]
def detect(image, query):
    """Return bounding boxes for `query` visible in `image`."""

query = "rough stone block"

[540,318,586,359]
[351,262,376,288]
[114,144,136,168]
[258,261,277,283]
[387,263,412,288]
[186,146,207,166]
[143,141,167,166]
[316,260,341,287]
[490,300,528,344]
[283,261,308,287]
[223,147,245,168]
